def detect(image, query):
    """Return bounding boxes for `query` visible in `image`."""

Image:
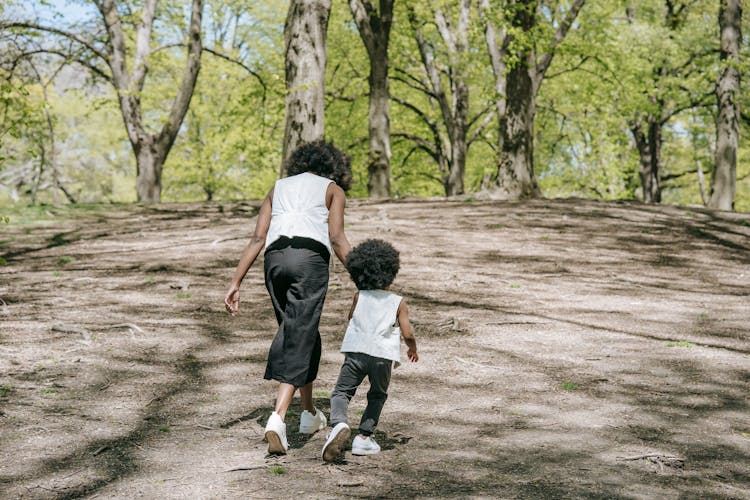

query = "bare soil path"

[1,198,749,499]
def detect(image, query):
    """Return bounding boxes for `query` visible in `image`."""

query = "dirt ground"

[0,197,749,499]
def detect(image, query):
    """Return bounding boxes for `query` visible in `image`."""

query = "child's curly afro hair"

[345,239,400,290]
[286,140,352,191]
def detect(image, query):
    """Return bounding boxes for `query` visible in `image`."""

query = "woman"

[224,141,353,455]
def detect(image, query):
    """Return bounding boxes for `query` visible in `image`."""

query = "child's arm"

[397,299,418,362]
[224,188,273,316]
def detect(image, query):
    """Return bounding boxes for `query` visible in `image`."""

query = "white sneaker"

[321,422,350,462]
[264,411,288,454]
[299,408,327,434]
[351,435,380,456]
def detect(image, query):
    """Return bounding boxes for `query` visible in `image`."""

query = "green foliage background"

[1,0,748,210]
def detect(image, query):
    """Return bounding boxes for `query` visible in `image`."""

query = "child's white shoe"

[322,422,350,461]
[351,435,380,455]
[264,411,288,454]
[299,408,327,434]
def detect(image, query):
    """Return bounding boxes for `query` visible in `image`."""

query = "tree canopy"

[1,0,747,210]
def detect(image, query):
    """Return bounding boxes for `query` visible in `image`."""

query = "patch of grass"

[486,224,503,230]
[52,271,62,277]
[268,466,286,475]
[57,256,75,266]
[158,425,170,433]
[50,233,69,247]
[40,387,57,395]
[510,284,521,289]
[666,340,695,348]
[0,384,12,398]
[0,257,7,266]
[145,276,156,284]
[561,381,578,391]
[313,389,330,398]
[356,409,365,416]
[464,197,476,203]
[176,292,191,299]
[696,312,709,322]
[740,432,750,440]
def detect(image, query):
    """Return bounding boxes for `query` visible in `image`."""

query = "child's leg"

[330,353,367,427]
[359,357,392,436]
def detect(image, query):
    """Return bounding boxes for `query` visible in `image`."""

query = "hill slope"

[1,198,749,498]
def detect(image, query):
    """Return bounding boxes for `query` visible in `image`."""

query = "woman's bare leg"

[274,383,296,420]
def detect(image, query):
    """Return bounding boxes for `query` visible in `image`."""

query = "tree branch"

[468,107,496,146]
[131,0,157,93]
[1,22,108,62]
[158,0,203,153]
[202,47,267,101]
[12,49,112,82]
[545,55,590,80]
[391,96,440,137]
[534,0,586,93]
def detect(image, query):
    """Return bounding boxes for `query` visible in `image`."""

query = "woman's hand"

[225,287,240,316]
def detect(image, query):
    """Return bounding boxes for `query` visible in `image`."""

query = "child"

[322,239,418,461]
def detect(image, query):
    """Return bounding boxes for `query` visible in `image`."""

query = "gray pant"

[330,352,392,436]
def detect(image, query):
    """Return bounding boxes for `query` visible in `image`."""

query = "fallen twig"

[224,465,265,472]
[92,446,109,456]
[104,323,145,334]
[617,453,684,461]
[454,356,504,370]
[51,324,91,338]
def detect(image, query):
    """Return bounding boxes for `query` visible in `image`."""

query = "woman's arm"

[397,299,418,362]
[224,188,273,315]
[327,183,352,264]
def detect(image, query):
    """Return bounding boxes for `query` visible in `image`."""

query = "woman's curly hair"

[285,140,352,191]
[345,239,400,290]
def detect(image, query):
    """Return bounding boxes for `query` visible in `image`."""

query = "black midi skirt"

[263,237,330,387]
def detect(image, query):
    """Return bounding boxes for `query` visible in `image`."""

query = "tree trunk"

[281,0,332,177]
[349,0,394,198]
[494,0,540,199]
[135,140,164,203]
[368,60,392,197]
[99,0,203,203]
[481,0,583,199]
[445,78,469,197]
[631,118,662,203]
[407,1,471,197]
[709,0,741,211]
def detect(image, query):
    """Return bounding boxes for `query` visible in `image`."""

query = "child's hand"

[225,287,240,316]
[407,349,418,362]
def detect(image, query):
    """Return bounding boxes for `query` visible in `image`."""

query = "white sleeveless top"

[341,290,403,365]
[265,172,334,253]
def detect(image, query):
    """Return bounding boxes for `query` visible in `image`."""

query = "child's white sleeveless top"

[265,172,333,253]
[341,290,402,364]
